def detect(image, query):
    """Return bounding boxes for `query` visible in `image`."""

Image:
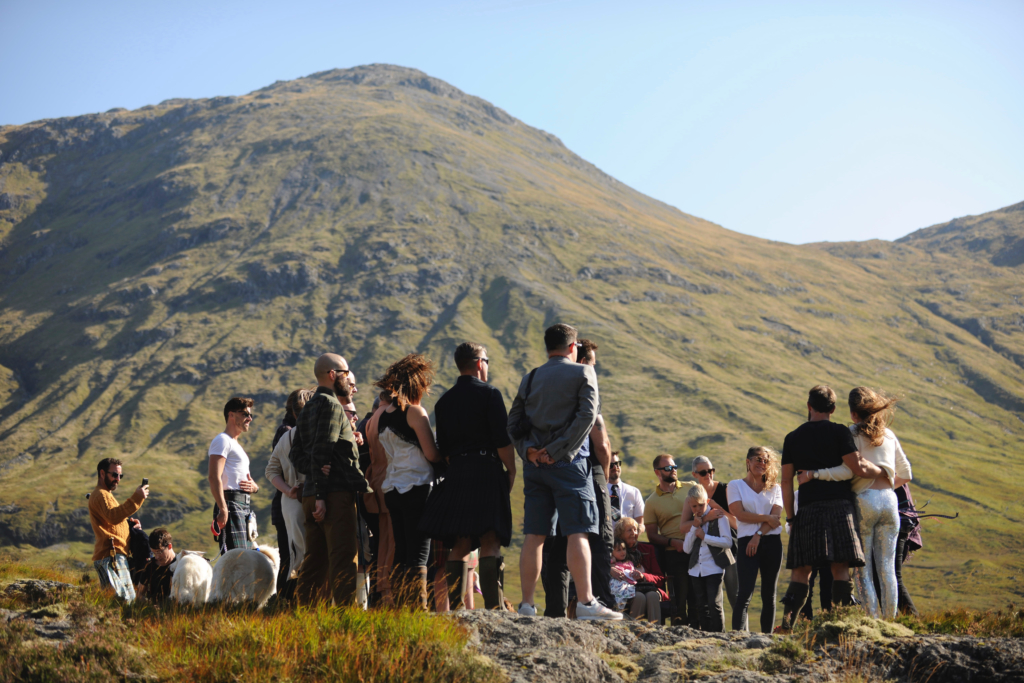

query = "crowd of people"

[86,323,924,632]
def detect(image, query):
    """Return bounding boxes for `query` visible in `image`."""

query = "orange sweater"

[89,486,144,561]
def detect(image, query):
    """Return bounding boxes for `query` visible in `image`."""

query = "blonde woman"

[727,447,784,632]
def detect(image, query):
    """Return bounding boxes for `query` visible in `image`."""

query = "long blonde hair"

[374,354,434,410]
[746,446,780,490]
[849,386,898,447]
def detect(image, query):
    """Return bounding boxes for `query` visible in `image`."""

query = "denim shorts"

[522,456,598,536]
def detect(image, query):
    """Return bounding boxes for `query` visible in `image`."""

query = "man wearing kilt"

[419,342,517,609]
[780,385,886,628]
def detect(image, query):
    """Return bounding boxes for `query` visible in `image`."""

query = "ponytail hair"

[848,386,899,447]
[374,354,435,410]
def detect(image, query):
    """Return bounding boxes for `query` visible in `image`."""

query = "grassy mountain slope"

[0,65,1021,611]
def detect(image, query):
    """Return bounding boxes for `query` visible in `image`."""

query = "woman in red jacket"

[614,517,668,621]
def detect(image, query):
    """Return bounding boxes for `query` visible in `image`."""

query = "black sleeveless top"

[378,406,421,448]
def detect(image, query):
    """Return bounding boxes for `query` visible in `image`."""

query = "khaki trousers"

[297,492,359,606]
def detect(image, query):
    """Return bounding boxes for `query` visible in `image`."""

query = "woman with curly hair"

[799,387,912,619]
[372,354,441,609]
[727,446,784,632]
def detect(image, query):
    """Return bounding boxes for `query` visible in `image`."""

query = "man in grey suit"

[508,323,622,621]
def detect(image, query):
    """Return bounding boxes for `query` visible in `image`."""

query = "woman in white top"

[727,446,784,633]
[372,354,441,609]
[798,387,912,619]
[265,388,315,585]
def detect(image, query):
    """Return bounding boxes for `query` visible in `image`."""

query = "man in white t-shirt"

[607,451,645,534]
[208,396,260,554]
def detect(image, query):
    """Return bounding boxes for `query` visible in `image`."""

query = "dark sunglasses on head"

[695,468,715,477]
[106,472,123,479]
[656,465,678,473]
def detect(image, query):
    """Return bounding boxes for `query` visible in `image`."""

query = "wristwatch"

[813,470,820,479]
[756,530,763,536]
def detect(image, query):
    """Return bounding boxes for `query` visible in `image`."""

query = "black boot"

[445,560,469,610]
[831,579,856,607]
[781,582,809,629]
[479,555,505,610]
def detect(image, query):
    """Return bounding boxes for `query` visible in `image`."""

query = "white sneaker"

[576,600,624,621]
[517,602,537,616]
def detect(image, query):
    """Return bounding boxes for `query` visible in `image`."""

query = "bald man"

[295,353,371,606]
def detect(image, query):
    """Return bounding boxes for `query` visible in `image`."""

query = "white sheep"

[170,551,213,605]
[209,546,280,608]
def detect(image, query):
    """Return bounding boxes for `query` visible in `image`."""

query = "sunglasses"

[236,411,254,420]
[332,367,350,375]
[472,357,490,365]
[749,458,770,465]
[655,465,678,473]
[695,468,715,477]
[106,472,123,480]
[610,462,622,468]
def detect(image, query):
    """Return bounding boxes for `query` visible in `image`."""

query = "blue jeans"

[522,457,598,536]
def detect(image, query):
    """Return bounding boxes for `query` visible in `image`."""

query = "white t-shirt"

[209,432,250,491]
[608,480,645,521]
[727,478,783,538]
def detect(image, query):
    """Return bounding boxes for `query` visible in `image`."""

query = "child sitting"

[609,540,637,610]
[682,484,735,632]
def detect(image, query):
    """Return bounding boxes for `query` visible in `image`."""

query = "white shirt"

[816,427,913,494]
[208,432,250,491]
[379,429,434,494]
[727,478,783,538]
[608,480,645,520]
[682,506,732,577]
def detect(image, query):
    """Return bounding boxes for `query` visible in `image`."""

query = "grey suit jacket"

[507,356,599,463]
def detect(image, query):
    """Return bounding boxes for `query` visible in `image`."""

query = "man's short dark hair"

[653,454,674,469]
[97,457,122,475]
[149,528,172,549]
[223,397,254,421]
[454,342,487,372]
[808,385,837,414]
[577,338,598,363]
[544,323,577,351]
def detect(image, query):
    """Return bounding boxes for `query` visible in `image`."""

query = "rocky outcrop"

[453,610,1024,683]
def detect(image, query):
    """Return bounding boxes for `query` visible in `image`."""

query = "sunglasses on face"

[655,465,678,473]
[695,468,715,477]
[106,472,123,480]
[235,411,254,420]
[610,462,622,468]
[749,458,769,465]
[472,357,489,364]
[332,367,350,376]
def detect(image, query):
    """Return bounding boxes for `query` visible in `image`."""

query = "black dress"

[419,375,513,546]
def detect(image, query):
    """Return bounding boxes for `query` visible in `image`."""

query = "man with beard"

[295,353,371,606]
[89,457,149,601]
[209,397,260,554]
[644,454,698,626]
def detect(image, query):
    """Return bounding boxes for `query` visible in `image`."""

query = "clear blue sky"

[3,0,1022,244]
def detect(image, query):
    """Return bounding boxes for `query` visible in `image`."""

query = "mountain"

[1,65,1021,611]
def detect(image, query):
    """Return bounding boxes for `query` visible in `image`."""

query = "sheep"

[170,551,213,605]
[209,546,280,608]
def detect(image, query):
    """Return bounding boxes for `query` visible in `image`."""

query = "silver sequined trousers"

[855,488,899,619]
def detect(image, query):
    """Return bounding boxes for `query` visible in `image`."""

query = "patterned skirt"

[419,451,513,547]
[786,498,865,569]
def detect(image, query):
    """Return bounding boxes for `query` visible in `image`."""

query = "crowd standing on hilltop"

[86,323,925,632]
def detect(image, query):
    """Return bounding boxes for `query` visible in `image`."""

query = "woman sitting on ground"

[798,387,912,619]
[727,446,784,633]
[373,354,442,610]
[613,517,667,622]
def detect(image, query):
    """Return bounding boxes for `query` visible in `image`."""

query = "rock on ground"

[453,610,1024,683]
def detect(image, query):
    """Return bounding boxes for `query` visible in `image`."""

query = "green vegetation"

[0,560,496,683]
[0,64,1022,616]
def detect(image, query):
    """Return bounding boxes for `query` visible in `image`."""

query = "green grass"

[0,560,497,683]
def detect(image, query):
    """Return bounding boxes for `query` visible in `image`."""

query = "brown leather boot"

[415,567,429,611]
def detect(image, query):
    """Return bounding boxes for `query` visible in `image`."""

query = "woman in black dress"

[420,342,517,610]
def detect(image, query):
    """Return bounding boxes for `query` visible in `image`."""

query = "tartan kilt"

[786,498,865,569]
[94,553,136,602]
[215,500,255,554]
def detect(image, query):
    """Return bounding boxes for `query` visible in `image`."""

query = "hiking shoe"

[517,602,537,616]
[576,599,624,621]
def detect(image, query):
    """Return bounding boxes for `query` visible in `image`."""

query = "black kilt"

[786,498,865,569]
[419,451,512,547]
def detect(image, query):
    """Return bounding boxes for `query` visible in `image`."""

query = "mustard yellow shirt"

[643,480,698,543]
[89,486,144,561]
